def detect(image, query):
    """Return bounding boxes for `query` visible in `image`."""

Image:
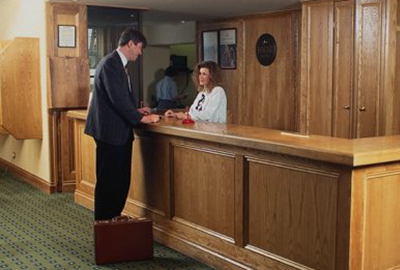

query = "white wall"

[142,21,197,107]
[0,0,50,181]
[144,21,196,46]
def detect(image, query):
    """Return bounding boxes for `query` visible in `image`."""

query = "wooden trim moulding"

[85,2,149,11]
[226,6,301,22]
[0,158,56,194]
[153,227,255,270]
[48,0,149,11]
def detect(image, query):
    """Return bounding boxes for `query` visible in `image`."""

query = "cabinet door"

[332,0,354,138]
[354,0,384,138]
[49,111,77,192]
[300,1,334,136]
[60,111,77,192]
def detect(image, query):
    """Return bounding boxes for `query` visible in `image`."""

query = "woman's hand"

[175,112,187,119]
[164,110,189,120]
[164,110,176,118]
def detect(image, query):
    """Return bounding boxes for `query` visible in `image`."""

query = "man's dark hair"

[165,66,178,77]
[118,29,147,48]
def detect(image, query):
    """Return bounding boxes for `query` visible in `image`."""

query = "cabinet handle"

[343,105,350,110]
[359,106,366,112]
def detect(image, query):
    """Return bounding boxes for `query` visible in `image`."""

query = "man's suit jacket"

[85,50,143,145]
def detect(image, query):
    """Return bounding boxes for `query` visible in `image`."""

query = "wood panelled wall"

[301,1,335,136]
[198,10,301,131]
[243,13,300,131]
[199,0,400,138]
[394,1,400,134]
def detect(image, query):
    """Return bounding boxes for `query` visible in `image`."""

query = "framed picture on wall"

[202,31,219,63]
[219,28,236,69]
[58,25,76,48]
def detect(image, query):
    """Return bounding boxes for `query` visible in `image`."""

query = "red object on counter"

[182,118,195,124]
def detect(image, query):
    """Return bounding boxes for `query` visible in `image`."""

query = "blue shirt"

[156,76,178,101]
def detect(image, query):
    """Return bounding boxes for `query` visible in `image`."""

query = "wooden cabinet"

[301,0,397,138]
[46,2,89,109]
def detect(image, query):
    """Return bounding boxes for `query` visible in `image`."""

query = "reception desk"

[67,110,400,270]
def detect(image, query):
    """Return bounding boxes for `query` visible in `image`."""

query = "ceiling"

[83,0,301,24]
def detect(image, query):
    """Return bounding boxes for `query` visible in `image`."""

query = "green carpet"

[0,172,214,270]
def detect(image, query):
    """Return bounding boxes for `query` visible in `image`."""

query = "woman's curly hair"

[192,61,221,93]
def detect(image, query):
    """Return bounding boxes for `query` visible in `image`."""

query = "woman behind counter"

[165,61,227,123]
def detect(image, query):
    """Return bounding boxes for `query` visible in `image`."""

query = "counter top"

[67,110,400,167]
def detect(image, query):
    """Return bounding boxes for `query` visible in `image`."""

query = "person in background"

[156,66,187,110]
[165,61,227,123]
[85,28,160,221]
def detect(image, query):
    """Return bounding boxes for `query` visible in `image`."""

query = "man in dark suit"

[85,29,160,220]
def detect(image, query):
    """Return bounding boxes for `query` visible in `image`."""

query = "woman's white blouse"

[188,86,227,123]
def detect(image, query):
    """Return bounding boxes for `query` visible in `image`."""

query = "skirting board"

[0,157,55,193]
[75,191,253,270]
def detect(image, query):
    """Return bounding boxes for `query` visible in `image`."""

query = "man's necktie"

[125,66,132,92]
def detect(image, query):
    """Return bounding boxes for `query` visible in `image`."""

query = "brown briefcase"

[94,216,153,265]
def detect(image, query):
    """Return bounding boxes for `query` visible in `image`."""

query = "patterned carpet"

[0,172,214,270]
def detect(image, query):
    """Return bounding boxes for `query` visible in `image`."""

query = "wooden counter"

[68,110,400,270]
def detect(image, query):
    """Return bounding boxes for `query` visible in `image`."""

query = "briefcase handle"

[112,215,131,222]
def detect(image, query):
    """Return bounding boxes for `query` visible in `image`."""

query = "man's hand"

[141,114,161,123]
[137,107,151,115]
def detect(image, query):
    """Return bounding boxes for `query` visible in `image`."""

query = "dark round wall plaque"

[255,33,277,66]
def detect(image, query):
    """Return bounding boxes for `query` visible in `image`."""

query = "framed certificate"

[219,28,236,69]
[202,31,219,63]
[58,25,76,48]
